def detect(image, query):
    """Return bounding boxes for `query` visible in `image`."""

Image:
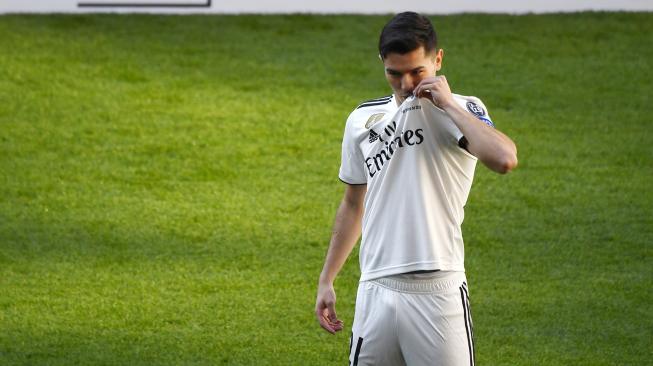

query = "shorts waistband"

[369,271,467,294]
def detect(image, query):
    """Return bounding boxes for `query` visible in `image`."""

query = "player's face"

[383,46,443,104]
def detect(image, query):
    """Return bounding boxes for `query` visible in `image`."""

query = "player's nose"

[400,75,414,94]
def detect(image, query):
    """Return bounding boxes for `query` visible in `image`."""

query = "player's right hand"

[315,283,344,334]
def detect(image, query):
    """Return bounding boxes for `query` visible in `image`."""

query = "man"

[315,12,517,366]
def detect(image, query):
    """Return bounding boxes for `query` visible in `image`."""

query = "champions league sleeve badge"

[466,101,486,117]
[466,101,495,128]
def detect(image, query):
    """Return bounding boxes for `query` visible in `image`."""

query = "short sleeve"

[464,97,494,128]
[338,116,367,185]
[420,97,465,144]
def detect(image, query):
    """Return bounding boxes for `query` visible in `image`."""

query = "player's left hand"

[413,75,455,110]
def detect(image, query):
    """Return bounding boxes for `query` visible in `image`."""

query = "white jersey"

[339,93,494,281]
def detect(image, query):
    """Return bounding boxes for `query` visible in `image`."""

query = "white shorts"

[349,271,475,366]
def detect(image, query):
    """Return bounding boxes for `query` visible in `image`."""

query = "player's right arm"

[315,183,366,334]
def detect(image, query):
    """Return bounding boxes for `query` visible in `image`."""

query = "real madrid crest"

[365,113,385,129]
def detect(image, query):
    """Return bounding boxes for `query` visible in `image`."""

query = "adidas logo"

[368,129,380,143]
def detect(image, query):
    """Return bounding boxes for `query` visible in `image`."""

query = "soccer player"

[315,12,518,366]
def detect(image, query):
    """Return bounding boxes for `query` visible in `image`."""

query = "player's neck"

[394,94,403,106]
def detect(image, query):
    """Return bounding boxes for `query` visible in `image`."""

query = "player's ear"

[434,48,444,71]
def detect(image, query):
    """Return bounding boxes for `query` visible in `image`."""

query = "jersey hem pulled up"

[359,262,465,282]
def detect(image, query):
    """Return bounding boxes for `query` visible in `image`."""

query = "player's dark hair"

[378,12,437,59]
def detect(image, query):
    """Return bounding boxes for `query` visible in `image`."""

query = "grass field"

[0,12,651,365]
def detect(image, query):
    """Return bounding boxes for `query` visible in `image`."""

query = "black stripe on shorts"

[349,336,363,366]
[460,284,475,366]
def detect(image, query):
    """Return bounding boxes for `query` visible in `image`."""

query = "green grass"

[1,12,651,365]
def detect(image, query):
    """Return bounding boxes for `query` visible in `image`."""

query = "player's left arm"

[415,75,518,174]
